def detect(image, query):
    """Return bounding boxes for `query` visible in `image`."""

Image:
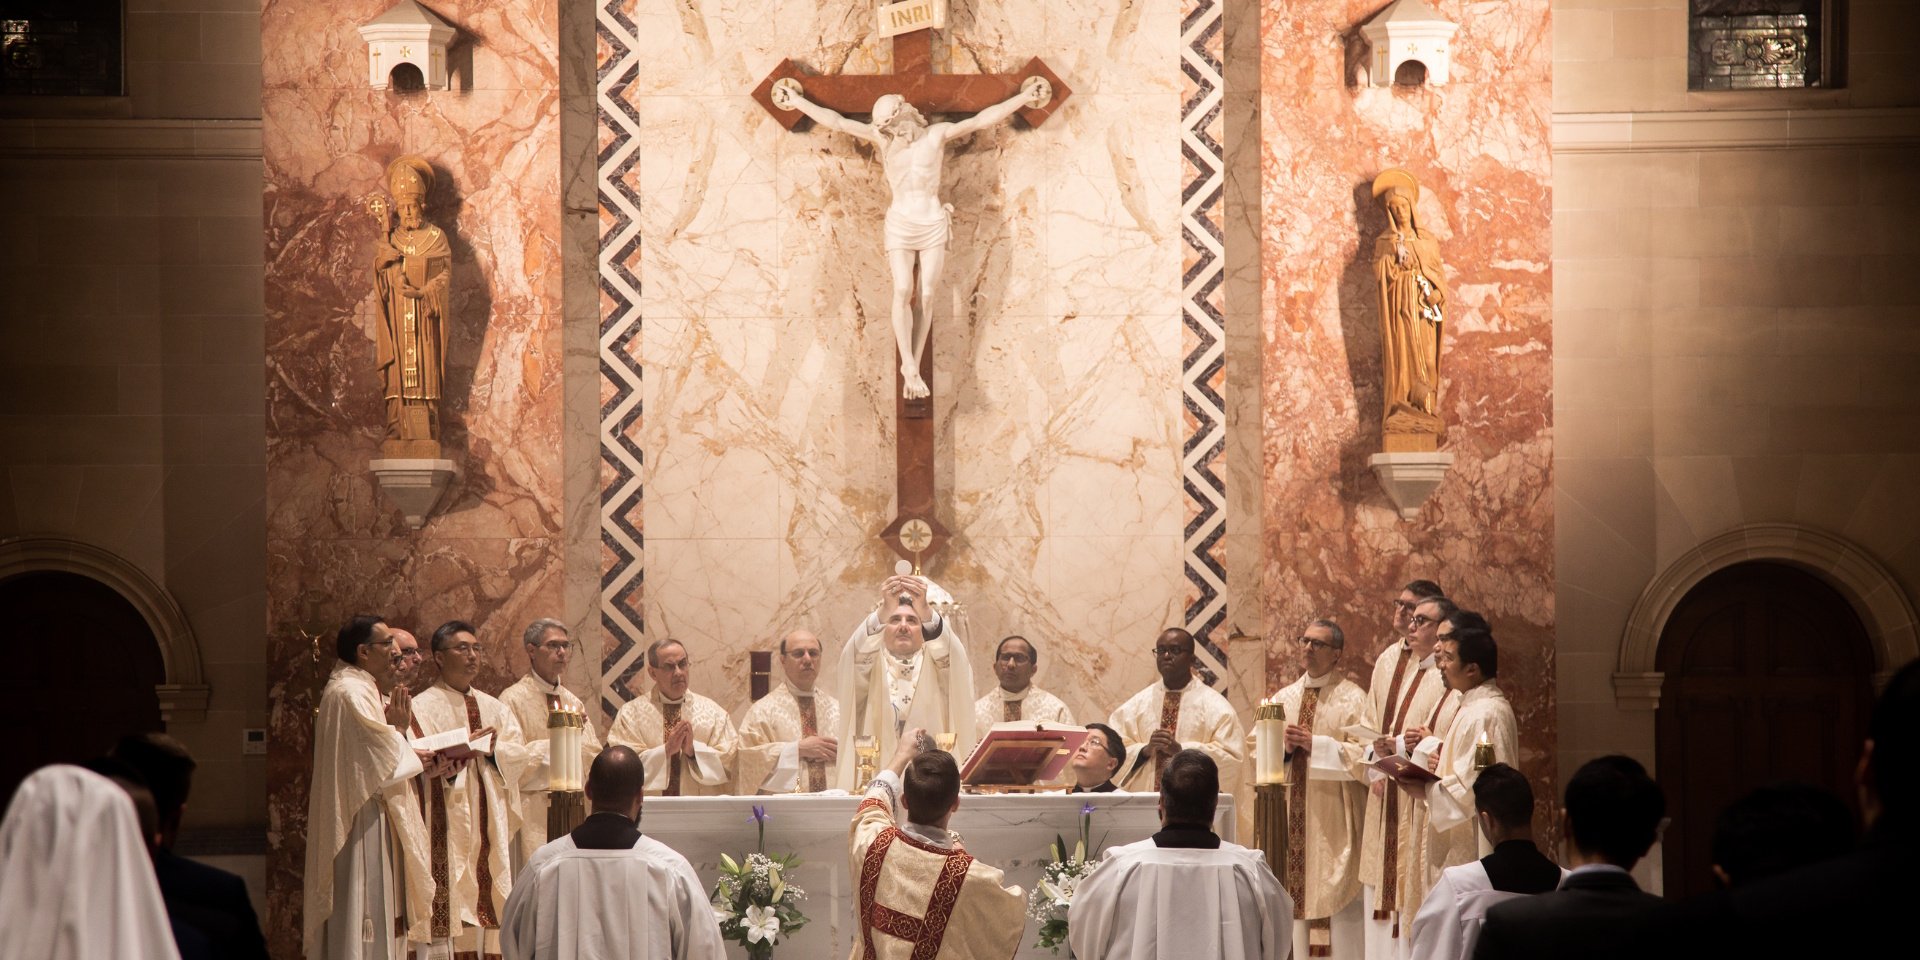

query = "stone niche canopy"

[1360,0,1460,87]
[359,0,456,91]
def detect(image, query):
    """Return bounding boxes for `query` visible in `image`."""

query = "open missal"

[958,722,1091,788]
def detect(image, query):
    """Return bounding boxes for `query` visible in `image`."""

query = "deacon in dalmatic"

[851,728,1025,960]
[409,620,529,960]
[1415,612,1519,891]
[833,575,976,789]
[972,635,1074,738]
[1269,619,1369,960]
[303,616,434,960]
[608,639,739,797]
[1109,628,1245,791]
[1346,584,1453,960]
[736,628,841,794]
[497,618,603,869]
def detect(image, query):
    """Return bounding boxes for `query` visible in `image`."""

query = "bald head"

[586,746,646,817]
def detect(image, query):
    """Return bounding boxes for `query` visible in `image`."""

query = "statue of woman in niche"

[1371,167,1450,450]
[369,155,452,458]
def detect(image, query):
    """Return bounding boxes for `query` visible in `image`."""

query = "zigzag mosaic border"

[597,0,647,718]
[1180,0,1230,681]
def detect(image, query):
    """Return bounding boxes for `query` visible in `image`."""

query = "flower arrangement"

[1026,802,1103,955]
[710,805,808,959]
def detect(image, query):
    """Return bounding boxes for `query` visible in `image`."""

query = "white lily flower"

[744,904,781,944]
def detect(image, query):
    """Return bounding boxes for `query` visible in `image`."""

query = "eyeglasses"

[1392,599,1418,611]
[655,659,692,673]
[534,642,574,655]
[1153,645,1188,657]
[995,653,1033,665]
[444,643,484,656]
[783,649,821,661]
[395,648,422,660]
[1296,637,1340,652]
[1408,614,1440,628]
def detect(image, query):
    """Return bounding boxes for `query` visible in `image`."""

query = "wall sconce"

[360,1,455,91]
[1360,0,1459,87]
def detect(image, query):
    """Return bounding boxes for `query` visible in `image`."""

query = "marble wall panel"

[262,2,567,955]
[1257,1,1557,825]
[603,0,1194,726]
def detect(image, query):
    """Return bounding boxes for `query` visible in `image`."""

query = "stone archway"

[1612,523,1919,711]
[0,537,209,721]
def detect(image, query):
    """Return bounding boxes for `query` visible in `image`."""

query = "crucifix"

[752,1,1070,568]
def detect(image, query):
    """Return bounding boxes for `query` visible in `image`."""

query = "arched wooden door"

[1655,561,1872,899]
[0,570,165,809]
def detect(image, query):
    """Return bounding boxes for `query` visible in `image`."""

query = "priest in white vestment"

[1346,590,1454,960]
[1408,763,1563,960]
[972,635,1074,738]
[1413,613,1519,897]
[608,639,740,797]
[1109,628,1245,792]
[851,728,1026,959]
[500,746,725,960]
[0,764,182,960]
[833,574,977,790]
[736,629,841,794]
[1069,749,1292,960]
[1266,620,1369,960]
[498,618,604,868]
[304,615,437,960]
[410,619,530,959]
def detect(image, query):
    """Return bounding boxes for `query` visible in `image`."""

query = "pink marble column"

[1258,2,1557,818]
[262,2,564,956]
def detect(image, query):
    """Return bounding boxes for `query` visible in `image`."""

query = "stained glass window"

[1689,1,1837,91]
[1,1,122,96]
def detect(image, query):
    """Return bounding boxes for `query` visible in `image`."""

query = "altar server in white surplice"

[303,615,436,960]
[971,635,1074,739]
[1347,586,1453,960]
[501,746,725,960]
[409,619,530,959]
[498,618,604,869]
[608,639,740,797]
[834,575,977,790]
[736,629,841,794]
[1408,764,1563,960]
[1070,749,1292,960]
[851,728,1026,960]
[1109,627,1245,792]
[1267,619,1368,960]
[0,765,182,960]
[1414,611,1519,895]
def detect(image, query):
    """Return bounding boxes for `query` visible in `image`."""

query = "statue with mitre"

[832,571,977,789]
[369,155,452,459]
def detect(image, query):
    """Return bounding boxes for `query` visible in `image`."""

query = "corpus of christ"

[1,2,1917,960]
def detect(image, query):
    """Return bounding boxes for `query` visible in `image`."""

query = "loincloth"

[884,203,953,252]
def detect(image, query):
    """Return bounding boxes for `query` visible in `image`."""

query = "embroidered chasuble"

[1414,682,1519,897]
[849,773,1025,960]
[832,606,977,790]
[1109,678,1245,792]
[971,685,1073,741]
[607,689,739,797]
[497,672,604,870]
[1344,640,1448,952]
[304,663,435,960]
[1271,670,1369,959]
[408,682,529,959]
[737,684,842,794]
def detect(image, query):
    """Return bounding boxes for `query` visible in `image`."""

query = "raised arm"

[946,76,1052,139]
[771,79,880,144]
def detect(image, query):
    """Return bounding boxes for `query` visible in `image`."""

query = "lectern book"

[959,722,1090,787]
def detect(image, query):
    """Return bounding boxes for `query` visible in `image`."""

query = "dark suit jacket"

[1474,867,1662,960]
[153,850,269,960]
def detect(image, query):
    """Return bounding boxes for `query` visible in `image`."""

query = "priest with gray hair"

[499,617,604,870]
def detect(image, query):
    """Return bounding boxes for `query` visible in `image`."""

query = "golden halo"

[1371,167,1419,202]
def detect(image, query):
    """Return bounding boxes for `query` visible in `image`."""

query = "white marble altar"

[637,790,1238,959]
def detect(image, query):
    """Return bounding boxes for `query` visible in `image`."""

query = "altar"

[641,791,1239,959]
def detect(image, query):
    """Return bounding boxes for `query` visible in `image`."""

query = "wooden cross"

[750,10,1071,568]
